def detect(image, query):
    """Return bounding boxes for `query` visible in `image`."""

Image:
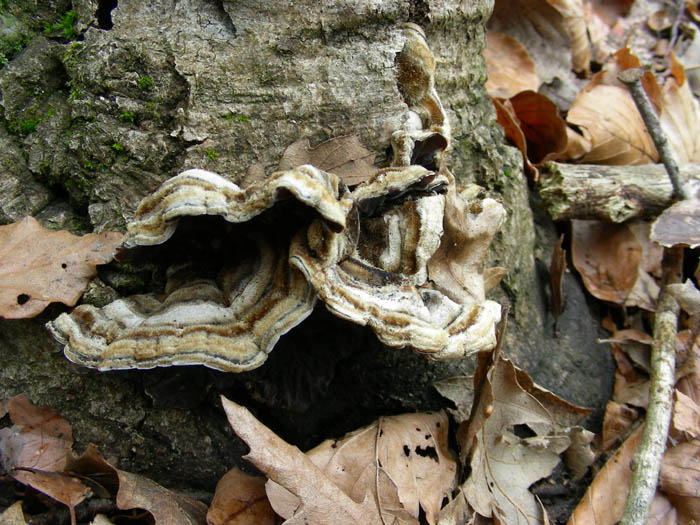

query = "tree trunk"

[0,0,612,493]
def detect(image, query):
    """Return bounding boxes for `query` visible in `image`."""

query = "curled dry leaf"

[441,352,590,524]
[672,390,700,439]
[667,280,700,316]
[207,467,276,525]
[278,136,376,186]
[549,233,566,324]
[545,0,591,75]
[484,31,539,98]
[651,198,700,248]
[493,91,568,181]
[66,443,207,525]
[0,216,122,319]
[601,400,639,451]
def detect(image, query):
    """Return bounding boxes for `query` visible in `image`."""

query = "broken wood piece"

[537,162,700,223]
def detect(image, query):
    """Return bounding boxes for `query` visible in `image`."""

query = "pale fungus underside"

[46,23,506,372]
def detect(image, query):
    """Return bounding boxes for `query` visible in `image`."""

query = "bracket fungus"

[47,22,506,372]
[47,167,350,372]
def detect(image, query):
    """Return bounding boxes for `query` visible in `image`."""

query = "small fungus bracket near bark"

[46,23,506,372]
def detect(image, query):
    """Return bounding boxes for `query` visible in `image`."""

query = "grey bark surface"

[0,0,612,494]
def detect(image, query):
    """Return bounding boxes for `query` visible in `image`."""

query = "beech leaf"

[207,467,277,525]
[493,91,567,181]
[571,220,642,304]
[659,54,700,164]
[567,83,659,165]
[484,32,539,98]
[278,136,376,186]
[0,216,123,319]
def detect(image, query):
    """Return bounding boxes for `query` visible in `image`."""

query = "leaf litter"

[0,216,122,319]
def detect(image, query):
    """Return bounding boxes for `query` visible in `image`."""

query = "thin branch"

[617,66,687,525]
[618,67,691,200]
[620,248,682,525]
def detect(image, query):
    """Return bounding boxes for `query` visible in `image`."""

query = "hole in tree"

[61,263,67,269]
[16,294,30,305]
[96,0,118,30]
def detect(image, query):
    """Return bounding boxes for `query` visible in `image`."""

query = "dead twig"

[618,67,691,200]
[618,69,685,525]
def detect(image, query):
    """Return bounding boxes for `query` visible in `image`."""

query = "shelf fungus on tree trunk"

[46,21,506,372]
[290,167,505,359]
[46,167,352,372]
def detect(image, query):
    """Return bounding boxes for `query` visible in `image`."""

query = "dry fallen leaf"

[672,390,700,440]
[651,198,700,248]
[494,91,568,181]
[571,220,642,304]
[489,0,575,87]
[278,136,376,186]
[67,443,207,525]
[222,396,385,524]
[660,54,700,164]
[550,233,566,325]
[484,31,539,98]
[568,424,643,525]
[601,401,640,451]
[223,394,456,525]
[207,467,277,525]
[116,470,208,525]
[567,83,659,165]
[659,440,700,503]
[444,352,589,524]
[0,502,28,525]
[0,216,122,319]
[0,394,73,474]
[546,0,591,75]
[0,395,89,524]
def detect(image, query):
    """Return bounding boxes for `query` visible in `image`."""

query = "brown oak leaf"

[0,216,123,319]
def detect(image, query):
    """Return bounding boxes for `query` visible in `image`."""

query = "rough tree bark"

[0,0,612,494]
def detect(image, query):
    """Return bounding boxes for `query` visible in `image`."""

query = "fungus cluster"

[47,24,506,372]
